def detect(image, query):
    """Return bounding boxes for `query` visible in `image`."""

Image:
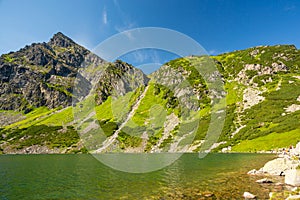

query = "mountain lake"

[0,153,281,199]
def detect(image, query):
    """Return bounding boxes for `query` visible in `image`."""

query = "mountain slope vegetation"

[0,33,299,154]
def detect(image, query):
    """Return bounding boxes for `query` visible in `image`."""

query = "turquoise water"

[0,153,277,199]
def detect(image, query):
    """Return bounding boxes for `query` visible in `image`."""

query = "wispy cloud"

[112,0,137,39]
[132,51,148,63]
[114,21,136,32]
[102,8,108,25]
[131,50,162,64]
[114,22,137,40]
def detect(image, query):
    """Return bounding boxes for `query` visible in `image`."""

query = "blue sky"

[0,0,299,73]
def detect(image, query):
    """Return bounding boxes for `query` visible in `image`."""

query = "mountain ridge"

[1,32,300,154]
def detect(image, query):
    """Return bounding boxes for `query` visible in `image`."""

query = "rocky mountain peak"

[48,32,76,48]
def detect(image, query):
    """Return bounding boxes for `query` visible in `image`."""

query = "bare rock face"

[0,32,105,111]
[0,32,150,112]
[95,60,149,105]
[48,32,76,48]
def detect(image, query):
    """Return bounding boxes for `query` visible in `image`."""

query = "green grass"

[213,45,300,77]
[225,81,243,105]
[95,90,142,122]
[2,125,80,150]
[95,97,113,120]
[117,131,142,149]
[2,45,300,153]
[37,107,74,126]
[232,129,300,152]
[2,54,15,63]
[45,82,72,97]
[5,107,52,129]
[131,83,180,126]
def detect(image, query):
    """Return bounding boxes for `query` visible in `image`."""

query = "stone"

[285,169,300,186]
[247,169,257,175]
[292,187,298,192]
[261,158,298,176]
[295,142,300,155]
[203,191,214,197]
[286,194,300,200]
[285,104,300,113]
[221,146,232,153]
[256,178,273,183]
[243,192,256,199]
[247,169,264,175]
[275,182,284,186]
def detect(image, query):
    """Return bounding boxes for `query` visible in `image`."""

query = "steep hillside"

[1,36,300,154]
[213,45,300,152]
[0,32,104,112]
[0,33,149,154]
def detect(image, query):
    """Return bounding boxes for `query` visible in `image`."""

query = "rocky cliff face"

[0,32,149,112]
[95,60,149,104]
[0,32,151,154]
[0,32,103,111]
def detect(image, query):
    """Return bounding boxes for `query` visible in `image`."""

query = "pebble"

[203,191,214,197]
[256,178,273,183]
[243,192,256,199]
[286,194,300,200]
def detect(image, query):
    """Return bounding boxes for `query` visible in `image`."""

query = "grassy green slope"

[2,45,300,153]
[212,45,300,152]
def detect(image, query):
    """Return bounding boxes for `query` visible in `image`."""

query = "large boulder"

[285,169,300,186]
[261,158,299,176]
[292,142,300,156]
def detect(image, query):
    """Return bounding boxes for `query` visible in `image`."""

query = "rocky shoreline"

[245,143,300,200]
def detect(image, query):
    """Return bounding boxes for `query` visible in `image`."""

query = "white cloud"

[150,50,161,63]
[112,1,137,39]
[102,8,107,25]
[130,50,162,64]
[114,22,137,40]
[132,51,148,63]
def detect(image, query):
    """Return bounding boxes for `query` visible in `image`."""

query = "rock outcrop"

[0,32,104,111]
[95,60,149,104]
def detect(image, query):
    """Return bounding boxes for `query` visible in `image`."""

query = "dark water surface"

[0,153,278,199]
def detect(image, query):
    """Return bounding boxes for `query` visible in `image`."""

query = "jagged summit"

[0,32,99,110]
[48,32,76,48]
[0,32,149,112]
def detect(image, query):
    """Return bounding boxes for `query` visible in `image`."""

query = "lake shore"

[246,144,300,199]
